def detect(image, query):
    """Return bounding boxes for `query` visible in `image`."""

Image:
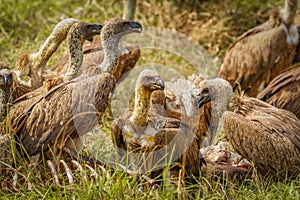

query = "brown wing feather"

[13,73,116,156]
[224,96,300,178]
[223,111,300,178]
[220,12,297,97]
[257,63,300,118]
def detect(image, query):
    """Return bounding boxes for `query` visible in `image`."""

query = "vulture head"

[100,18,142,74]
[131,69,164,127]
[101,18,142,41]
[135,69,165,92]
[63,22,103,81]
[67,22,102,44]
[0,63,13,90]
[194,78,233,144]
[195,78,233,110]
[0,62,13,121]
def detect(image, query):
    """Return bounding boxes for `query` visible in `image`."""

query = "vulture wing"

[13,73,116,156]
[257,63,300,118]
[220,11,298,96]
[223,100,300,178]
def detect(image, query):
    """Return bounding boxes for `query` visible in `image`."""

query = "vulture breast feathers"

[220,0,299,97]
[197,78,300,179]
[257,63,300,119]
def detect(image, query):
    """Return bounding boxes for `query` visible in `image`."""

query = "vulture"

[5,18,142,161]
[6,21,103,127]
[12,18,81,100]
[111,69,202,180]
[257,63,300,119]
[0,62,13,176]
[219,0,299,97]
[0,62,13,121]
[196,78,300,179]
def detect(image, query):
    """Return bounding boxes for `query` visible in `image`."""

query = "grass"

[1,0,300,199]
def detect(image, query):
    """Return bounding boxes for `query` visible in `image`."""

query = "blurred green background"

[0,0,282,70]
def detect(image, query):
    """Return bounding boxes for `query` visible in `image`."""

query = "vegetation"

[0,0,299,199]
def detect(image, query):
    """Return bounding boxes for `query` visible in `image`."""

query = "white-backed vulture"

[0,62,13,121]
[219,0,299,97]
[6,21,103,129]
[11,18,81,100]
[196,78,300,179]
[257,63,300,119]
[6,18,142,161]
[0,62,13,175]
[111,69,202,180]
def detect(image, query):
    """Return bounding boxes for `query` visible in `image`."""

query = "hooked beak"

[4,73,12,86]
[154,77,165,90]
[129,21,143,33]
[148,77,164,91]
[193,92,211,109]
[86,24,103,42]
[91,24,103,33]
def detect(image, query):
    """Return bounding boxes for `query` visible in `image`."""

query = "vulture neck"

[131,87,152,127]
[282,0,297,27]
[0,88,11,122]
[101,36,120,74]
[30,18,78,70]
[64,29,84,81]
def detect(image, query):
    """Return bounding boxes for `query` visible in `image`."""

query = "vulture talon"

[85,164,99,180]
[59,159,74,184]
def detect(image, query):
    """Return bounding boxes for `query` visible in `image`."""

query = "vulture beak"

[198,151,207,167]
[147,77,165,91]
[91,24,103,33]
[129,21,143,33]
[194,88,211,109]
[86,24,103,42]
[2,70,13,86]
[154,77,165,90]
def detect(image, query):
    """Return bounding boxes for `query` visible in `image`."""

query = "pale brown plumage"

[257,63,300,119]
[197,78,300,179]
[5,18,142,161]
[111,69,201,180]
[220,0,299,97]
[11,18,81,100]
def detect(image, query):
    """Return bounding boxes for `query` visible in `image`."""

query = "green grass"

[1,0,300,199]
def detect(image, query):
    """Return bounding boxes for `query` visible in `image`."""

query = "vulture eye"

[145,76,152,81]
